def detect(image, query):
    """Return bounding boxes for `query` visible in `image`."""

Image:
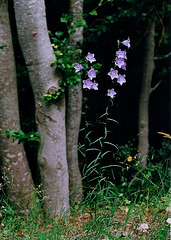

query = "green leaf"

[50,60,57,66]
[0,45,7,50]
[98,0,104,6]
[55,31,64,38]
[104,141,118,149]
[60,14,71,23]
[90,10,98,16]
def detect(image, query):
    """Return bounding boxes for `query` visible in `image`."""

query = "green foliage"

[0,157,170,239]
[111,139,170,198]
[0,45,7,49]
[43,30,101,103]
[43,1,117,103]
[150,139,171,162]
[89,10,98,16]
[60,13,88,34]
[4,128,40,144]
[43,31,84,103]
[43,91,62,103]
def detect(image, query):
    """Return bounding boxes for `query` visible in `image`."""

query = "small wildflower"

[88,68,96,80]
[86,52,96,63]
[107,89,117,98]
[91,82,98,90]
[74,63,83,72]
[126,166,129,171]
[166,218,171,224]
[137,223,149,232]
[117,74,126,86]
[0,213,2,217]
[122,37,131,48]
[38,185,41,188]
[134,156,136,159]
[115,58,126,69]
[116,49,127,59]
[83,79,92,89]
[127,156,132,162]
[1,223,4,227]
[108,68,118,80]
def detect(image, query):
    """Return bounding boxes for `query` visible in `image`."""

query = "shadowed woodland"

[0,0,170,239]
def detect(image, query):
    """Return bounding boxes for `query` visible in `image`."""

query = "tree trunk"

[14,0,69,215]
[138,20,155,169]
[0,0,34,212]
[66,0,84,205]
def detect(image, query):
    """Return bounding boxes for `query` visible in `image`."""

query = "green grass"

[0,158,170,239]
[0,192,170,239]
[0,194,170,239]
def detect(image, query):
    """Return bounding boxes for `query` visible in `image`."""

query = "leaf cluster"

[60,13,88,34]
[43,31,83,103]
[4,128,40,144]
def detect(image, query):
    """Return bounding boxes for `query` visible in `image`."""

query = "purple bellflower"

[74,63,83,72]
[115,58,126,69]
[108,68,118,80]
[91,81,98,90]
[121,38,131,48]
[107,89,117,99]
[83,79,92,89]
[121,61,127,70]
[86,52,96,63]
[88,68,96,80]
[117,74,126,86]
[116,49,127,59]
[83,79,98,90]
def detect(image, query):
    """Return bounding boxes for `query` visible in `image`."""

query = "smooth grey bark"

[138,20,155,169]
[14,0,69,215]
[0,0,34,212]
[66,0,84,204]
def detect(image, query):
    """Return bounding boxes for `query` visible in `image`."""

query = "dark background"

[8,0,170,183]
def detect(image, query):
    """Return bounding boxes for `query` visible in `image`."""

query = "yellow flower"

[127,156,133,162]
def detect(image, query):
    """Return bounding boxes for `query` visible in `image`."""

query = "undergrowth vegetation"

[0,139,170,239]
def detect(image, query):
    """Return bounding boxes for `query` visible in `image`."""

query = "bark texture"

[66,0,84,204]
[14,0,69,215]
[138,20,155,169]
[0,0,34,212]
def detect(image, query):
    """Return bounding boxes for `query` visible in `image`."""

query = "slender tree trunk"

[0,0,34,212]
[66,0,84,204]
[138,20,155,169]
[14,0,69,215]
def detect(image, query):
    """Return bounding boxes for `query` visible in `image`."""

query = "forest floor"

[0,195,170,240]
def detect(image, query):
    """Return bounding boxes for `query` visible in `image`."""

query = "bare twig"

[154,51,171,60]
[150,79,164,93]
